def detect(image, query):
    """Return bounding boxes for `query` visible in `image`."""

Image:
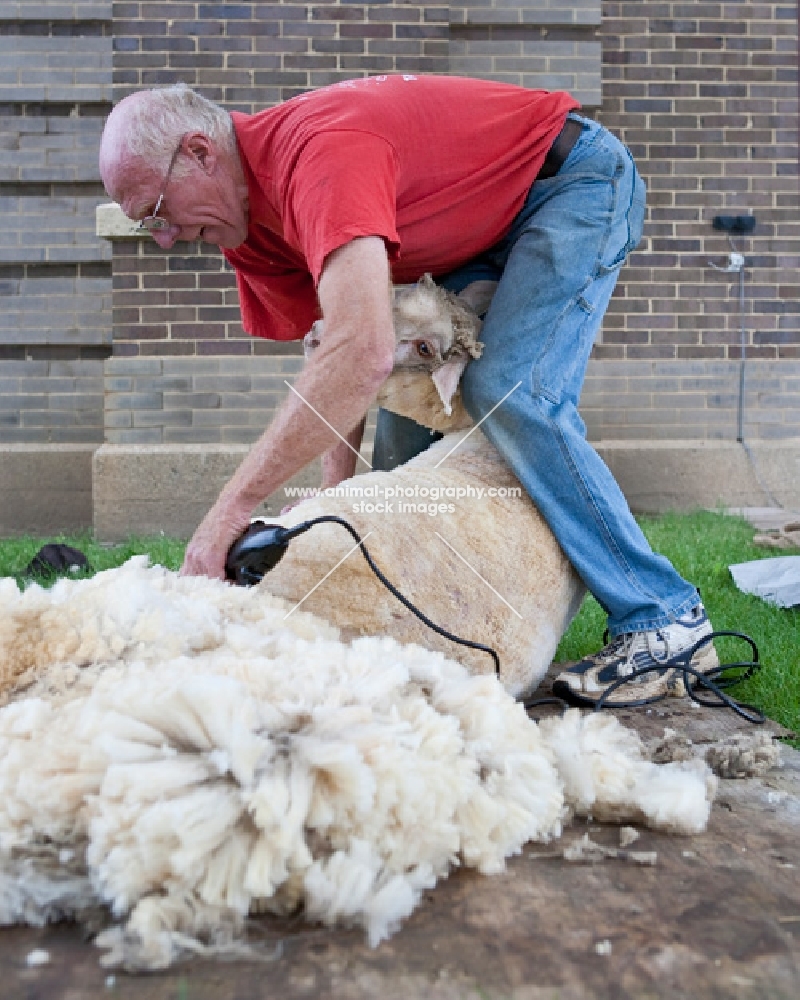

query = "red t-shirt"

[224,75,579,341]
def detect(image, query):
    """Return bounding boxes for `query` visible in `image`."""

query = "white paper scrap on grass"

[729,556,800,608]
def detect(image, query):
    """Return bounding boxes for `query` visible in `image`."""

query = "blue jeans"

[374,114,700,636]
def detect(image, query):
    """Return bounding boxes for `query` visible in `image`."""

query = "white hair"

[116,83,235,173]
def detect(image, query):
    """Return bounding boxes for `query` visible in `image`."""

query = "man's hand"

[181,495,254,581]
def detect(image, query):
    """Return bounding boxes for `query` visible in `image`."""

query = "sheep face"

[391,282,457,369]
[303,274,494,419]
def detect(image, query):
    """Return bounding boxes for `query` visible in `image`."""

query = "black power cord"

[592,630,765,723]
[225,516,501,676]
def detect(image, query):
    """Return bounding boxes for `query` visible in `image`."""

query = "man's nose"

[151,226,180,249]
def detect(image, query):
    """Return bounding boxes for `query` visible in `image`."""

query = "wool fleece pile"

[0,558,716,970]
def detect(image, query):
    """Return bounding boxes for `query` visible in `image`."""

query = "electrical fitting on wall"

[705,214,777,510]
[707,214,756,446]
[708,215,755,274]
[709,250,745,274]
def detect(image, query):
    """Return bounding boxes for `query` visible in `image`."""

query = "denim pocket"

[597,155,646,276]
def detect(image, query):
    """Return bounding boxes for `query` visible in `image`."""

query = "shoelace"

[593,632,630,665]
[597,628,675,677]
[645,628,675,665]
[623,629,674,675]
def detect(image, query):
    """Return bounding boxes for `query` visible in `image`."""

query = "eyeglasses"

[137,134,186,233]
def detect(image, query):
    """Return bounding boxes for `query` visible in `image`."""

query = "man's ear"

[184,132,216,173]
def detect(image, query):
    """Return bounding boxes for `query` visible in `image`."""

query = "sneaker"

[552,604,719,708]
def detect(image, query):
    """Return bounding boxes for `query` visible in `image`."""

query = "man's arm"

[181,236,395,579]
[281,419,366,514]
[322,417,366,487]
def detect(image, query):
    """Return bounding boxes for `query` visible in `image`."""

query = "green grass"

[555,510,800,736]
[2,511,798,734]
[0,532,186,582]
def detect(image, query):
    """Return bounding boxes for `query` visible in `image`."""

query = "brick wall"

[102,0,797,448]
[108,1,602,362]
[581,359,800,442]
[103,354,305,445]
[111,238,247,358]
[597,1,799,365]
[112,1,451,101]
[0,357,104,443]
[8,1,798,451]
[450,0,601,105]
[0,0,112,444]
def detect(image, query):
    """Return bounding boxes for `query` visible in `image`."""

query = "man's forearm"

[180,354,384,580]
[217,239,393,517]
[322,417,366,488]
[216,358,381,521]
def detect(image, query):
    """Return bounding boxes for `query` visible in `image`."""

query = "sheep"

[380,275,495,425]
[293,272,581,699]
[0,559,717,970]
[0,277,721,971]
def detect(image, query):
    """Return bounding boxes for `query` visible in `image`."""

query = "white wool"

[538,710,717,835]
[0,560,716,969]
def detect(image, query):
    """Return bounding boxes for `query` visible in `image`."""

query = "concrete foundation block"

[8,439,800,543]
[0,445,95,537]
[93,444,322,542]
[596,439,800,513]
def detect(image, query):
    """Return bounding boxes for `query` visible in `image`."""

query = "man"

[99,76,718,707]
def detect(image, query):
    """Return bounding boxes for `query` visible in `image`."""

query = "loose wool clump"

[0,560,716,970]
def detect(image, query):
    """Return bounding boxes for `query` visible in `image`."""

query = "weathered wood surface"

[3,686,799,1000]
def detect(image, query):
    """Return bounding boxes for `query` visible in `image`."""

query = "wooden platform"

[3,687,799,1000]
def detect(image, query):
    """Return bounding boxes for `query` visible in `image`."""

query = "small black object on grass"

[24,543,92,580]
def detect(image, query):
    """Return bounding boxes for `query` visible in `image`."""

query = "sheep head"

[391,274,486,415]
[303,274,497,432]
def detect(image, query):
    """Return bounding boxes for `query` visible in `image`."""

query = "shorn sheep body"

[264,430,585,698]
[0,560,717,970]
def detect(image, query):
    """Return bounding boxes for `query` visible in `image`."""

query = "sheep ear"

[457,280,498,318]
[432,354,470,416]
[419,273,437,291]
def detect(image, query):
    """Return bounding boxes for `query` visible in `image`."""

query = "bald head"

[99,84,249,249]
[99,85,236,201]
[99,92,151,199]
